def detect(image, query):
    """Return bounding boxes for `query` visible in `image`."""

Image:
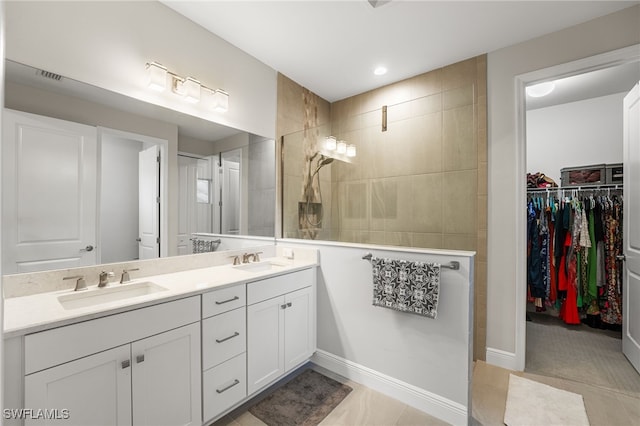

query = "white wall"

[527,93,625,184]
[487,4,640,364]
[4,1,277,139]
[279,239,474,426]
[100,135,143,264]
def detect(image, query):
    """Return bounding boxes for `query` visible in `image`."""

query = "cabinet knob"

[281,304,287,309]
[287,302,292,308]
[121,360,130,369]
[136,355,145,363]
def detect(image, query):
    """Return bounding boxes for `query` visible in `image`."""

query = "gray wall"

[486,5,640,361]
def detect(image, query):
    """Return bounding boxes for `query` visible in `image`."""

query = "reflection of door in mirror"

[178,155,213,255]
[220,149,242,235]
[2,109,98,274]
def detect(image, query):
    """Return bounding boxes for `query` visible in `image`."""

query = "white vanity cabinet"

[246,268,316,395]
[201,284,247,423]
[23,297,201,426]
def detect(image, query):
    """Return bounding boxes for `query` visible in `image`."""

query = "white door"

[131,323,201,426]
[284,286,314,371]
[177,155,198,255]
[138,145,160,260]
[623,82,640,374]
[247,296,285,395]
[2,109,97,274]
[25,345,132,426]
[221,151,241,235]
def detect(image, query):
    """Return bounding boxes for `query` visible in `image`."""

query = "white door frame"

[513,44,640,371]
[97,127,169,259]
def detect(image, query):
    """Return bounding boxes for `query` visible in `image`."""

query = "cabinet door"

[284,286,315,372]
[24,344,132,426]
[247,296,285,395]
[131,322,201,426]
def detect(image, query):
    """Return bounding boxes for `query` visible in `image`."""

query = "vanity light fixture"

[145,62,229,111]
[175,77,201,103]
[325,136,337,151]
[146,62,167,92]
[213,89,229,112]
[337,141,347,154]
[526,81,555,98]
[346,144,357,157]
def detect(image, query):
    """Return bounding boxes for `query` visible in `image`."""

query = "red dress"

[558,233,581,325]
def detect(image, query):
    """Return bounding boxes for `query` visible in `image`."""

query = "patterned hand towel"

[371,257,441,319]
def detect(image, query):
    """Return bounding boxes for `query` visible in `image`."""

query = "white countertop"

[3,257,317,338]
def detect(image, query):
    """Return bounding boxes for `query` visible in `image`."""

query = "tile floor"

[215,361,640,426]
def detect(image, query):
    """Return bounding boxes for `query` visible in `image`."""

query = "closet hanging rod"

[361,253,460,270]
[527,184,622,192]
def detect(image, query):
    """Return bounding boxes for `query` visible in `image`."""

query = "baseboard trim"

[311,350,468,426]
[485,347,519,371]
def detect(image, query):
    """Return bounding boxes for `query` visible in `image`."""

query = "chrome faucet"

[98,271,115,288]
[64,275,87,292]
[120,268,140,283]
[242,253,252,263]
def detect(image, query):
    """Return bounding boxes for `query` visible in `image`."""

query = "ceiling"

[162,0,639,103]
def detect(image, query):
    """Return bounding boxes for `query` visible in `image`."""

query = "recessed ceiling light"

[526,81,555,98]
[374,66,387,76]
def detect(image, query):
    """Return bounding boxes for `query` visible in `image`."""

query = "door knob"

[81,245,94,252]
[616,254,626,261]
[136,238,142,242]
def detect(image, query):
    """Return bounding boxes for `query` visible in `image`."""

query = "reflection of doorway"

[177,154,213,255]
[220,149,242,235]
[99,128,166,263]
[517,47,640,389]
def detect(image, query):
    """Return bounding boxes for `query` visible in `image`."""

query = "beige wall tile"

[443,233,477,251]
[443,170,477,234]
[442,57,477,91]
[411,68,442,99]
[411,173,443,233]
[384,232,412,247]
[408,112,442,175]
[384,176,413,232]
[477,127,487,163]
[378,119,412,177]
[443,85,474,110]
[410,93,441,117]
[411,233,443,249]
[478,161,487,195]
[478,195,487,231]
[443,105,476,171]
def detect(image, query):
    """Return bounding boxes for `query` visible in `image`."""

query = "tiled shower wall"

[277,55,487,360]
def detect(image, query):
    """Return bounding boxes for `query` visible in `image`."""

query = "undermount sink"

[58,281,167,310]
[233,261,288,273]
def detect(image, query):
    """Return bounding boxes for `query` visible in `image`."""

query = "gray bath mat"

[248,369,352,426]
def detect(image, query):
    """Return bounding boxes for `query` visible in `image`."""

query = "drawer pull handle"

[136,355,145,363]
[215,295,239,305]
[216,379,240,394]
[281,304,287,309]
[121,360,130,369]
[287,302,292,308]
[216,332,240,343]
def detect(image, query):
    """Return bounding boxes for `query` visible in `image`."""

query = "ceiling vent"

[36,69,63,82]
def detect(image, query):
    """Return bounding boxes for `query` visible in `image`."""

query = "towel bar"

[361,252,460,270]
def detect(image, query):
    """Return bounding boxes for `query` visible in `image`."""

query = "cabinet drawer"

[203,353,246,422]
[25,296,200,375]
[247,268,315,305]
[202,284,246,318]
[203,307,246,370]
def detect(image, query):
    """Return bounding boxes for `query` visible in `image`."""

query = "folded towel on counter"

[371,257,441,319]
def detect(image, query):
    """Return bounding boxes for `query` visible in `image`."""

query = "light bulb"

[526,81,555,98]
[147,62,167,92]
[346,144,356,157]
[337,141,347,154]
[325,136,337,151]
[213,89,229,112]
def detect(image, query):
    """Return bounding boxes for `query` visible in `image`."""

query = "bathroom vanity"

[2,248,318,426]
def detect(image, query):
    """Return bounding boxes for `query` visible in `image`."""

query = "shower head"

[318,156,334,167]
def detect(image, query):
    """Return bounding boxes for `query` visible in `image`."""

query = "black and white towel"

[371,257,441,319]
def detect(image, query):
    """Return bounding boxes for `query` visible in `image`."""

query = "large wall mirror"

[2,59,276,275]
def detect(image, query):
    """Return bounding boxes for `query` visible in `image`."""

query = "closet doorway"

[521,50,640,395]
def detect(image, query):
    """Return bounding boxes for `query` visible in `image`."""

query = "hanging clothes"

[526,187,623,326]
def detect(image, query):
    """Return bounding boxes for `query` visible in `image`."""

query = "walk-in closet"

[524,61,640,396]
